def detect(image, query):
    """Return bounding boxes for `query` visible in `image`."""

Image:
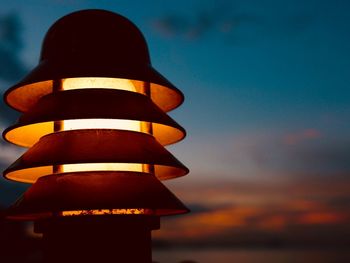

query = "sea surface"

[153,248,350,263]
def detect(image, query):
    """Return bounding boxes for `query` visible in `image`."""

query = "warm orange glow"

[62,77,137,92]
[257,215,287,230]
[60,163,143,173]
[61,208,154,216]
[6,166,53,184]
[5,122,54,147]
[59,78,143,132]
[50,77,153,176]
[53,78,146,174]
[61,119,142,132]
[5,161,172,183]
[4,118,185,147]
[297,212,345,225]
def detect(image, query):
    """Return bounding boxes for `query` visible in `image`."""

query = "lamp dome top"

[40,9,150,65]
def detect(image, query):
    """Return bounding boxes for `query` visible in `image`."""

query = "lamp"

[2,9,189,263]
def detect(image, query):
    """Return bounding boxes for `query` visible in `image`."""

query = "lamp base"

[35,216,160,263]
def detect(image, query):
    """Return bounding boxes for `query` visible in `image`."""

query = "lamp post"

[2,10,189,262]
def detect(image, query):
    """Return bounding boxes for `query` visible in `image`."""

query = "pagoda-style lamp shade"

[2,9,189,221]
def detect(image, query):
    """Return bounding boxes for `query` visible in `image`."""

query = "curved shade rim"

[4,64,184,113]
[3,120,186,148]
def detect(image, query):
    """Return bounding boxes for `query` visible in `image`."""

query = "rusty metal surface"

[7,171,189,220]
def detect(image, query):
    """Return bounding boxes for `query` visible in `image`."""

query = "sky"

[0,0,349,251]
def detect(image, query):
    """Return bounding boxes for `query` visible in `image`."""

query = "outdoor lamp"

[2,10,189,262]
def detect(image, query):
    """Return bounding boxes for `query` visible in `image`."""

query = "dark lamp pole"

[2,9,189,263]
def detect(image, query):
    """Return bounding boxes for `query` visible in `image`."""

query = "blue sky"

[0,0,349,247]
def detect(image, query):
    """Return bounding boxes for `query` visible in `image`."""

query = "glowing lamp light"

[61,77,137,91]
[58,78,143,133]
[61,209,151,216]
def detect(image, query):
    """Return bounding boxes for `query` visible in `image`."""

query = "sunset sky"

[0,0,349,248]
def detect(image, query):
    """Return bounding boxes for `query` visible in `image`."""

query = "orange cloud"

[156,178,350,246]
[157,206,263,239]
[296,212,347,225]
[256,215,287,231]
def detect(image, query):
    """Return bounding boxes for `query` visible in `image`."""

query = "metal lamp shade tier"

[3,89,185,147]
[4,129,189,183]
[7,171,189,220]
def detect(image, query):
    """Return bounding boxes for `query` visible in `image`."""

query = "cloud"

[152,14,191,38]
[0,12,28,83]
[151,2,256,41]
[0,12,25,145]
[155,177,350,247]
[0,142,24,167]
[286,139,350,174]
[150,1,312,44]
[0,138,27,207]
[0,95,19,125]
[282,128,322,145]
[223,128,350,178]
[0,13,28,209]
[172,139,348,250]
[173,126,349,184]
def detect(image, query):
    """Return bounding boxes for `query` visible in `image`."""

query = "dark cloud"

[0,13,22,51]
[286,139,350,174]
[0,105,18,125]
[186,203,214,214]
[151,2,312,45]
[226,130,350,178]
[151,4,249,41]
[0,138,26,207]
[0,13,27,209]
[0,13,26,125]
[0,12,27,82]
[156,177,350,248]
[326,196,350,211]
[0,177,27,207]
[152,14,191,37]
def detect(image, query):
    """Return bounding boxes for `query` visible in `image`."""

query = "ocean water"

[153,248,350,263]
